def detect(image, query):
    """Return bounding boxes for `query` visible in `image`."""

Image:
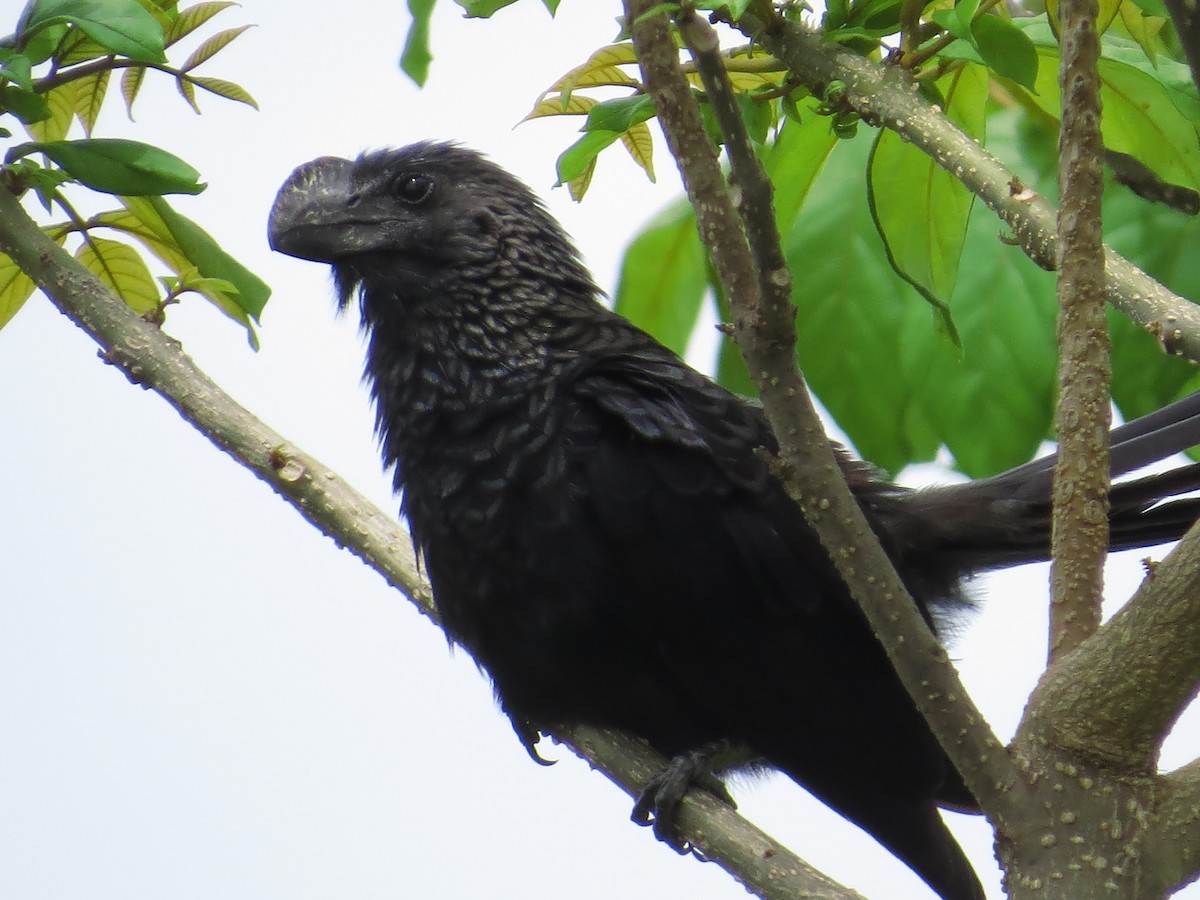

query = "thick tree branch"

[1157,760,1200,891]
[732,10,1200,363]
[1024,523,1200,772]
[0,183,864,900]
[628,0,1029,833]
[1049,0,1110,660]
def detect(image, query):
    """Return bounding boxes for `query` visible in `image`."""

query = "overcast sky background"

[1,2,1197,898]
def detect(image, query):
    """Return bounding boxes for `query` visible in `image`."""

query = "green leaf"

[401,0,436,86]
[931,0,980,41]
[1,83,50,124]
[0,50,35,91]
[75,236,160,313]
[972,15,1038,91]
[867,63,986,334]
[555,129,622,187]
[9,138,205,195]
[1103,171,1200,417]
[20,21,69,64]
[736,92,773,145]
[453,0,519,16]
[23,0,166,63]
[763,98,840,232]
[136,195,270,321]
[583,94,656,133]
[787,112,1067,475]
[1016,22,1200,190]
[614,198,707,355]
[783,132,947,472]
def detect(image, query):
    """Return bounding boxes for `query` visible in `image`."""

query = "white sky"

[1,2,1197,899]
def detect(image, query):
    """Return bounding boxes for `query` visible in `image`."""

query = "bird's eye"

[396,173,434,205]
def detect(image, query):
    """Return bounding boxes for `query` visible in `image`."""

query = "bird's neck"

[356,273,594,480]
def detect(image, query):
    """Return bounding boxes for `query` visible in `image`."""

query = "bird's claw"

[631,741,739,854]
[511,717,555,766]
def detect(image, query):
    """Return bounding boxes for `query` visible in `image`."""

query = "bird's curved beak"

[268,156,357,263]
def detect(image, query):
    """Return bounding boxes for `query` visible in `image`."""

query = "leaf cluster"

[0,0,265,341]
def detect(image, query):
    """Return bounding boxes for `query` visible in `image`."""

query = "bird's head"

[268,141,596,311]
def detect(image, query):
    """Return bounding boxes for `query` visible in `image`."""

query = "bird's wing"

[564,349,968,829]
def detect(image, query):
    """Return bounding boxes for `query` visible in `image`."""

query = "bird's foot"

[631,739,745,853]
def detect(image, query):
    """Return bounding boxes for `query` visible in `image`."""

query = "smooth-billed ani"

[268,142,1200,900]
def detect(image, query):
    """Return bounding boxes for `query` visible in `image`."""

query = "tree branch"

[1049,0,1110,660]
[1157,757,1200,893]
[1023,523,1200,773]
[627,0,1029,832]
[732,10,1200,363]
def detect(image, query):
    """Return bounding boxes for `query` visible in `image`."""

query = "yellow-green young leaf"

[1119,1,1165,63]
[621,121,655,182]
[74,70,110,136]
[165,1,237,46]
[94,207,191,271]
[867,63,987,327]
[182,274,238,296]
[521,94,596,122]
[58,35,109,66]
[75,236,160,313]
[725,70,784,92]
[547,42,639,95]
[189,75,259,109]
[180,24,253,72]
[26,80,79,142]
[98,206,262,344]
[137,195,270,320]
[176,73,200,113]
[566,156,597,202]
[122,65,146,118]
[0,252,39,329]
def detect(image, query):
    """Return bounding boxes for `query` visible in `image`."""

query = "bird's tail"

[822,793,985,900]
[888,392,1200,573]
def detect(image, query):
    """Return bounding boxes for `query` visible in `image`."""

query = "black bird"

[268,142,1200,900]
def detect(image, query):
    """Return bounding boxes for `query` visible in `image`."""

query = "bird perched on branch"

[269,141,1200,900]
